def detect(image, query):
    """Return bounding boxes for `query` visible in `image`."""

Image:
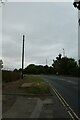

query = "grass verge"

[19,75,51,95]
[3,75,51,95]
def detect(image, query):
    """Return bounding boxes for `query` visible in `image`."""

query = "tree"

[13,68,18,72]
[0,60,3,70]
[52,54,62,75]
[24,64,55,75]
[78,59,80,67]
[56,53,62,61]
[52,55,78,76]
[25,64,38,74]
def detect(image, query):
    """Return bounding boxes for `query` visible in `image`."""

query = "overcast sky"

[0,2,79,70]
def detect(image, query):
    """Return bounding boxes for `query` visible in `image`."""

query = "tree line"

[13,54,80,77]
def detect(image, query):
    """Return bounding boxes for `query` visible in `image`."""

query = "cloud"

[7,0,73,2]
[2,2,78,70]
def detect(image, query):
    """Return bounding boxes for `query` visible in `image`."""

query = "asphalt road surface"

[40,75,79,117]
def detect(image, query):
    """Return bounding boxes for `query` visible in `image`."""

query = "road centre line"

[59,78,77,85]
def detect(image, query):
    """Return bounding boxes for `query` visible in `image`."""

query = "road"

[40,75,79,117]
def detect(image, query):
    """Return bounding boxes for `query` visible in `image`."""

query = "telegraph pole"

[22,35,25,79]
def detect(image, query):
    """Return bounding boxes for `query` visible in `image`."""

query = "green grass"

[20,75,51,95]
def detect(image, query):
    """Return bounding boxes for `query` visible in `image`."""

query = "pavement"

[3,95,70,118]
[2,83,71,119]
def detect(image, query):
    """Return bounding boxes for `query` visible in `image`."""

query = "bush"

[2,70,21,82]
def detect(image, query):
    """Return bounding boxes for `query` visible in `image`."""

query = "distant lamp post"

[63,48,65,57]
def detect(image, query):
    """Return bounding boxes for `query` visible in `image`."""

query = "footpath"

[2,76,71,119]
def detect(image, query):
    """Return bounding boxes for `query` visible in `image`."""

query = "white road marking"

[48,82,80,120]
[60,79,78,85]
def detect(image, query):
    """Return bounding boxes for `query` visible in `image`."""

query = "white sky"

[0,1,79,70]
[8,0,72,1]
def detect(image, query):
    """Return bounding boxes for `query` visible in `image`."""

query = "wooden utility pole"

[22,35,25,79]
